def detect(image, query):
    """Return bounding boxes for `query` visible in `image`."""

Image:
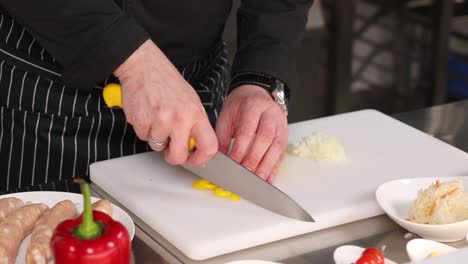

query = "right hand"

[113,39,218,166]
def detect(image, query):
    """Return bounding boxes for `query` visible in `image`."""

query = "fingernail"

[252,167,257,173]
[230,153,242,163]
[220,146,228,154]
[257,172,266,179]
[266,177,272,184]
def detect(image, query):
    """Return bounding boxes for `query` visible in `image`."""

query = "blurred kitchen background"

[223,0,468,123]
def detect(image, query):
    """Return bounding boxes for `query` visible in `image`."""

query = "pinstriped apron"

[0,13,229,194]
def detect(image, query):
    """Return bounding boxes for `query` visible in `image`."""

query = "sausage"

[0,197,24,222]
[26,200,77,264]
[92,199,113,217]
[0,203,48,264]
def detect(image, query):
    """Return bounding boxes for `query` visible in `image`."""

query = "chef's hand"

[113,39,217,166]
[216,85,288,183]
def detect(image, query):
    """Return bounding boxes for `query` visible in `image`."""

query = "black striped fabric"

[0,13,229,194]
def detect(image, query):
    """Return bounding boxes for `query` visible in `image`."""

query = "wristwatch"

[229,72,289,116]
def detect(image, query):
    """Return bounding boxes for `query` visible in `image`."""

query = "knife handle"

[103,83,196,151]
[102,83,123,108]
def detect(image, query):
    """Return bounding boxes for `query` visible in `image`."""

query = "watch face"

[272,81,285,102]
[272,89,283,102]
[272,82,288,116]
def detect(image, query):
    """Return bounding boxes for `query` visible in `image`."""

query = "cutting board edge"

[173,209,387,260]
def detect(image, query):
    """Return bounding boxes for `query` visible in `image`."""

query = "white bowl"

[406,238,456,262]
[333,245,397,264]
[376,177,468,242]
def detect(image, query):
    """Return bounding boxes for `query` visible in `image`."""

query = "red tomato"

[355,255,377,264]
[362,247,385,264]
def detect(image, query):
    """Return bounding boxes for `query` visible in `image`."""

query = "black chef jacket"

[0,0,313,95]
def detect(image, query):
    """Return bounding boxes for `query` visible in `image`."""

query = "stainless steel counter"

[127,100,468,264]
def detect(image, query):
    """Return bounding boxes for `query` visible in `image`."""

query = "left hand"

[216,85,288,183]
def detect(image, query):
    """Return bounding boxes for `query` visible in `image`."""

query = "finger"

[131,123,150,142]
[164,120,191,165]
[229,108,262,165]
[125,113,151,141]
[215,105,236,155]
[266,153,285,184]
[240,112,277,177]
[148,125,171,152]
[123,106,151,141]
[255,124,288,182]
[187,119,218,166]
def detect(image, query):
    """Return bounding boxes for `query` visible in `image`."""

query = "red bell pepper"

[51,180,131,264]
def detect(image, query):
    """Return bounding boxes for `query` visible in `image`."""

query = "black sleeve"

[0,0,150,91]
[232,0,313,97]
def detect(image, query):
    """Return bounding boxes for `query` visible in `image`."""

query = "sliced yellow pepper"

[230,194,240,201]
[214,187,232,197]
[192,179,217,190]
[192,178,240,201]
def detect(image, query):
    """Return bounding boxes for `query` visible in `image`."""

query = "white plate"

[0,191,135,264]
[406,238,457,262]
[410,246,468,264]
[376,176,468,242]
[333,245,397,264]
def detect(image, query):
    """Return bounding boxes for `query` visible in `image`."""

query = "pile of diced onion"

[287,132,346,163]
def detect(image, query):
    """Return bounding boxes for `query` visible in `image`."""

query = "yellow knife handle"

[188,137,196,152]
[102,83,196,151]
[102,83,123,108]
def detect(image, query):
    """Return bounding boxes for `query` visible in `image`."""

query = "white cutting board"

[90,109,468,260]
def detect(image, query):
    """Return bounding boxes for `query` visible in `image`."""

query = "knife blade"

[182,152,314,222]
[101,83,314,222]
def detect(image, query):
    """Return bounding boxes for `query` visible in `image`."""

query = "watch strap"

[229,72,289,116]
[229,72,290,100]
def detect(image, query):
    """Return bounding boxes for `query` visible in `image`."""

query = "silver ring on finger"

[148,134,169,147]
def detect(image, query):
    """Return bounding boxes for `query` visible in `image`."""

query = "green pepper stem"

[73,179,103,239]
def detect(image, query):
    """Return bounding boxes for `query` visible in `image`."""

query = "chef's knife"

[182,153,314,222]
[102,83,314,222]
